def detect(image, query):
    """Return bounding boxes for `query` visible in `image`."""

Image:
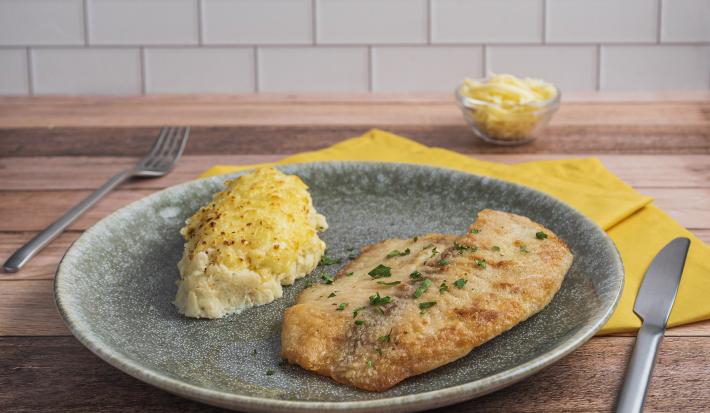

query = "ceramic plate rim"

[54,161,624,413]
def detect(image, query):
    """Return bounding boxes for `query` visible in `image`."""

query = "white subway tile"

[145,48,254,93]
[203,0,312,44]
[258,47,368,92]
[487,46,598,91]
[32,48,141,94]
[431,0,543,44]
[88,0,198,45]
[0,0,84,45]
[372,46,482,92]
[316,0,427,44]
[661,0,710,42]
[547,0,658,43]
[601,46,710,91]
[0,49,29,95]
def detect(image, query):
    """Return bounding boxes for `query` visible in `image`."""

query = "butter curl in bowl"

[456,74,560,145]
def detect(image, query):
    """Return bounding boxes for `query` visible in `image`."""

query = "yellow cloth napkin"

[200,129,710,334]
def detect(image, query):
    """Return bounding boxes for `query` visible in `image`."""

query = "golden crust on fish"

[281,209,573,391]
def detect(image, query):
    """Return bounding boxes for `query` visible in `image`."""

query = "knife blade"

[616,237,690,413]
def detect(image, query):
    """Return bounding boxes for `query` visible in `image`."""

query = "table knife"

[616,237,690,413]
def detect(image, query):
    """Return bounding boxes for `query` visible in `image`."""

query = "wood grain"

[1,336,708,412]
[2,154,710,191]
[2,124,709,157]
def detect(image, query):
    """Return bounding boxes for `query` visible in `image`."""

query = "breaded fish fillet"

[281,209,573,391]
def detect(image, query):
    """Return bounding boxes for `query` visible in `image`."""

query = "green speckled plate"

[55,162,623,413]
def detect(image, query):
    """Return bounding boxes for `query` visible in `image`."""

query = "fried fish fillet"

[281,209,573,391]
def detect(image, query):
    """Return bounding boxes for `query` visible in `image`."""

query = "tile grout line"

[197,0,204,45]
[656,0,663,43]
[253,47,260,92]
[312,0,317,45]
[481,45,487,77]
[25,47,34,96]
[139,46,147,94]
[596,44,602,91]
[427,0,432,44]
[82,0,90,46]
[367,45,373,92]
[542,0,547,43]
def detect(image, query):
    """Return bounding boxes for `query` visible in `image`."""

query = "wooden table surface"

[1,93,709,412]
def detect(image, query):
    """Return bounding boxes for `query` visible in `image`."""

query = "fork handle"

[3,169,133,273]
[616,323,664,413]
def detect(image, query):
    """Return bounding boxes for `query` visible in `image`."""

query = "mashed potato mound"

[175,168,328,319]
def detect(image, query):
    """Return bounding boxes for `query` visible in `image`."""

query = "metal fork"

[3,126,190,273]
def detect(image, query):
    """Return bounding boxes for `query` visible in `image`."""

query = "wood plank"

[3,154,710,191]
[2,125,709,157]
[0,336,708,412]
[0,95,708,128]
[0,232,80,281]
[1,187,709,232]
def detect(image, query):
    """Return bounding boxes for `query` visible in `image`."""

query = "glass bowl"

[455,81,561,146]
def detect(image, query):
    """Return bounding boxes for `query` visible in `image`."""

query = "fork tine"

[144,127,190,171]
[147,126,180,168]
[160,127,190,170]
[140,127,171,165]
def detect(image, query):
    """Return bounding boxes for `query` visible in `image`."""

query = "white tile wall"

[88,0,198,45]
[32,48,142,94]
[431,0,543,44]
[487,46,598,91]
[0,0,708,94]
[0,0,84,45]
[258,47,368,92]
[661,0,710,42]
[144,48,254,93]
[316,0,427,44]
[601,46,710,91]
[547,0,658,43]
[372,46,482,92]
[0,49,29,94]
[203,0,312,45]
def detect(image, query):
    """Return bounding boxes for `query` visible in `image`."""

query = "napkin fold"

[200,129,710,334]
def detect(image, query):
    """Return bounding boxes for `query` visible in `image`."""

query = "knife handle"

[616,323,664,413]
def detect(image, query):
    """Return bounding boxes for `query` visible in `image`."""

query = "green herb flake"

[413,236,419,242]
[328,292,337,298]
[409,271,423,280]
[475,258,487,269]
[346,272,354,276]
[368,264,392,279]
[266,369,275,376]
[471,229,480,234]
[321,274,334,284]
[520,245,529,253]
[352,306,367,317]
[454,279,467,289]
[536,231,548,240]
[413,279,433,298]
[368,292,392,306]
[438,258,450,266]
[375,348,383,356]
[439,281,449,294]
[319,255,342,266]
[355,320,365,326]
[422,243,434,250]
[387,248,411,258]
[348,253,358,260]
[378,330,392,342]
[492,246,501,252]
[377,280,401,286]
[304,280,313,288]
[419,301,437,310]
[336,303,348,311]
[430,247,439,257]
[367,360,373,368]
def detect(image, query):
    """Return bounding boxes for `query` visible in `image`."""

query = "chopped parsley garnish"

[336,303,348,311]
[520,245,529,253]
[375,348,383,356]
[367,359,373,368]
[328,291,336,298]
[422,243,434,250]
[377,280,401,286]
[438,258,449,266]
[413,279,432,298]
[475,258,487,268]
[355,320,365,326]
[536,231,548,240]
[387,248,410,258]
[409,271,423,280]
[413,236,419,242]
[266,369,275,376]
[319,255,342,266]
[378,330,392,342]
[454,279,467,289]
[348,253,358,260]
[304,280,313,288]
[369,292,391,306]
[346,272,354,276]
[471,229,480,234]
[439,281,449,294]
[352,306,367,317]
[419,301,437,310]
[321,274,334,284]
[492,246,501,252]
[454,242,478,254]
[368,264,392,279]
[430,247,439,257]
